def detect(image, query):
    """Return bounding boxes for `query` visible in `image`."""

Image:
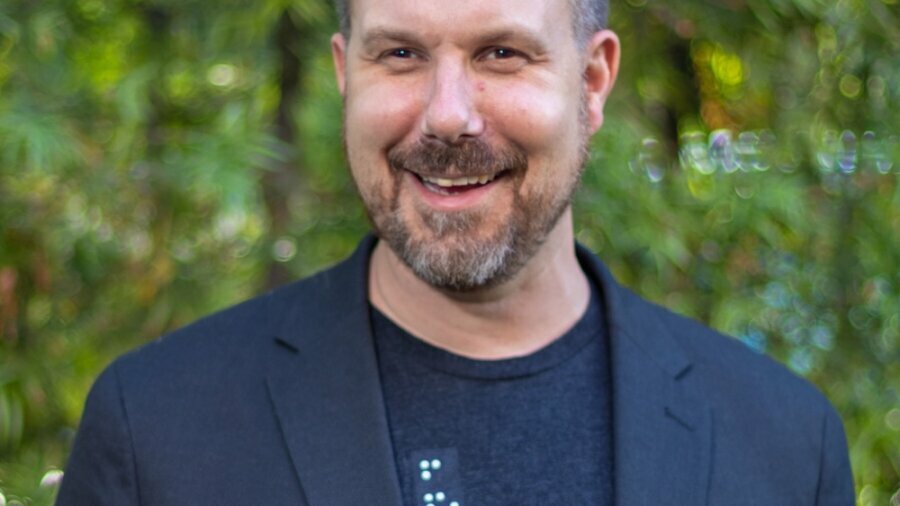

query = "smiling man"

[58,0,854,505]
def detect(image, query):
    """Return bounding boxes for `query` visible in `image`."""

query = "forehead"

[350,0,574,43]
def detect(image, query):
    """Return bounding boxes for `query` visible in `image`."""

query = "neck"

[368,208,590,359]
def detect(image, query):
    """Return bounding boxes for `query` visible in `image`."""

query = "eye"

[479,47,529,72]
[384,48,419,59]
[485,47,520,60]
[377,47,426,72]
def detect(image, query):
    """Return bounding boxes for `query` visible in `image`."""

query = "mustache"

[388,138,527,177]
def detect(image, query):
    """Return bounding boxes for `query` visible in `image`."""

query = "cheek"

[481,83,585,199]
[344,78,424,198]
[482,83,580,155]
[345,78,424,150]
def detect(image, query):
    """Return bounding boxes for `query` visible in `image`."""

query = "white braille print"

[450,502,459,506]
[431,459,442,470]
[419,460,431,470]
[435,491,446,501]
[424,493,434,502]
[421,470,432,481]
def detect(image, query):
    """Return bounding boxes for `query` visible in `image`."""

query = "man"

[58,0,855,504]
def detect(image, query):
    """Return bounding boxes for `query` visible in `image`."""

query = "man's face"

[333,0,617,291]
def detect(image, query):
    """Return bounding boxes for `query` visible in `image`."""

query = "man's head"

[332,0,619,292]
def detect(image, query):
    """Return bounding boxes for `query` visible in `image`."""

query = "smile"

[415,171,507,196]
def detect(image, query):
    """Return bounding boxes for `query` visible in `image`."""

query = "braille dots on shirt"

[422,490,458,506]
[416,458,461,506]
[412,451,463,506]
[419,458,444,481]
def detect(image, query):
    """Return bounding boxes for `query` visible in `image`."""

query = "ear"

[331,33,348,96]
[583,30,620,134]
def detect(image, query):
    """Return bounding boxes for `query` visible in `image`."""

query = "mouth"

[413,171,508,196]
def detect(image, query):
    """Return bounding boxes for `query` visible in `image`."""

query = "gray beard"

[393,226,516,291]
[376,163,580,293]
[381,195,525,292]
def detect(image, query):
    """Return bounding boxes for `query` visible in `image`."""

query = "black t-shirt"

[370,282,614,506]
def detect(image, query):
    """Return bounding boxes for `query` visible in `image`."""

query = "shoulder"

[62,258,360,503]
[579,244,838,418]
[643,295,854,499]
[628,286,833,415]
[103,262,336,395]
[581,246,853,497]
[620,286,850,470]
[114,286,274,378]
[90,236,375,404]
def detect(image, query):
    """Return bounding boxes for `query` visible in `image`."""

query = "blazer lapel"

[578,246,713,505]
[265,236,403,506]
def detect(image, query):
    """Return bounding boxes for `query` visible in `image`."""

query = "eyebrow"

[360,26,550,55]
[474,28,550,55]
[361,28,423,49]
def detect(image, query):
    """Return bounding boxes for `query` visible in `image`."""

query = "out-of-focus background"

[0,0,897,503]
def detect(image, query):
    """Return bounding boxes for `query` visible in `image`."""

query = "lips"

[421,173,499,186]
[414,171,507,195]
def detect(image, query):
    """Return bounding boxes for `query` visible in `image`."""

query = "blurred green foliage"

[0,0,897,504]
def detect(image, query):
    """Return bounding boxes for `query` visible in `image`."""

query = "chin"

[377,205,544,292]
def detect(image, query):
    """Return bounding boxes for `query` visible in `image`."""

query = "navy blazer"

[58,236,854,505]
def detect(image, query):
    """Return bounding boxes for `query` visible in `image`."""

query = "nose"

[421,61,485,144]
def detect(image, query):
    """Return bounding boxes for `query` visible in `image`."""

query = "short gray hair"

[335,0,608,46]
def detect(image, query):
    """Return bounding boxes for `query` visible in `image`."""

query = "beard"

[386,138,533,291]
[348,116,590,292]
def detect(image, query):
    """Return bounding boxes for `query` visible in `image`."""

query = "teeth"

[422,173,497,187]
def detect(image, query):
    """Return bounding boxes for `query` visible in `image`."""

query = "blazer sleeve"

[56,363,140,505]
[815,402,855,506]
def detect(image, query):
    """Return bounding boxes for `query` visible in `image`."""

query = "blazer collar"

[577,243,712,505]
[267,237,711,505]
[265,236,403,505]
